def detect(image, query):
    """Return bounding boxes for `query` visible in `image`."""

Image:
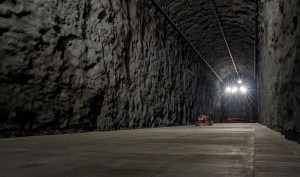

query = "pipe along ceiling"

[152,0,256,82]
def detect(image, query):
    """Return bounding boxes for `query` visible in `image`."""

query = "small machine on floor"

[195,115,213,126]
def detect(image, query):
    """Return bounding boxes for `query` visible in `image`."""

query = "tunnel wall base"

[258,0,300,143]
[0,0,220,137]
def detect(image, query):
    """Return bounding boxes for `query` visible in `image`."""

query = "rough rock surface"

[158,0,256,78]
[0,0,219,137]
[257,0,300,143]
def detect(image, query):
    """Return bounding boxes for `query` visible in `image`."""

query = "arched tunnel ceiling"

[158,0,256,80]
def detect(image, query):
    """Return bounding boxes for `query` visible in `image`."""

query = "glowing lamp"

[232,86,238,93]
[240,86,247,93]
[225,87,232,93]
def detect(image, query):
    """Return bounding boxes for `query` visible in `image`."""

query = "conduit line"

[210,0,239,78]
[150,0,223,83]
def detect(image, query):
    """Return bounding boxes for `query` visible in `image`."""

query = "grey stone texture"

[2,0,298,143]
[257,0,300,142]
[158,0,256,79]
[0,0,219,137]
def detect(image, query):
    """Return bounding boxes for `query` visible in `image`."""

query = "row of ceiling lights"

[225,79,248,94]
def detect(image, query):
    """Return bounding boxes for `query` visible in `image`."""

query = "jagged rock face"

[0,0,219,137]
[257,0,300,142]
[158,0,256,79]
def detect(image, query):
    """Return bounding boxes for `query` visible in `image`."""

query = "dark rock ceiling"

[158,0,256,80]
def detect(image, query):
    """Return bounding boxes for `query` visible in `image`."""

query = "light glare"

[223,79,251,96]
[232,86,238,93]
[240,86,247,93]
[226,87,232,93]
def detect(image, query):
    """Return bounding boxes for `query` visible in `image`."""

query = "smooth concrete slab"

[253,124,300,177]
[0,123,299,177]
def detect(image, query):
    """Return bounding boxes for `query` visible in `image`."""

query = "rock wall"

[159,0,256,79]
[257,0,300,143]
[0,0,219,137]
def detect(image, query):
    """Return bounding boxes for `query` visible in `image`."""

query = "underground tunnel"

[0,0,299,176]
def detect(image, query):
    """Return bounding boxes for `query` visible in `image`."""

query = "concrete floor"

[0,123,299,177]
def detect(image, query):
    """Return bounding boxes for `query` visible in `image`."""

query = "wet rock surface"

[257,0,300,143]
[0,0,219,137]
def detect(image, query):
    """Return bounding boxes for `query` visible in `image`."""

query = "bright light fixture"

[224,79,249,95]
[240,86,247,93]
[232,86,238,93]
[226,87,232,93]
